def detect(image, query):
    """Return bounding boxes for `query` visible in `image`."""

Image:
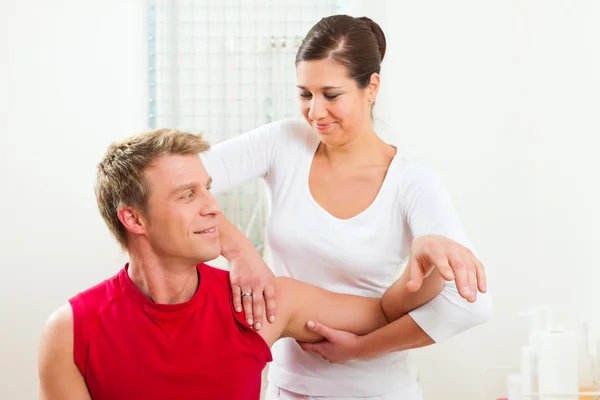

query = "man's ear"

[117,206,147,236]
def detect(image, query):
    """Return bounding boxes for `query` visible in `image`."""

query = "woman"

[201,15,491,400]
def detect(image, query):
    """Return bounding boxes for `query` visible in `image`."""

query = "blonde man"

[38,129,444,400]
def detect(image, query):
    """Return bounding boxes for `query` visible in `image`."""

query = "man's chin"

[194,244,222,265]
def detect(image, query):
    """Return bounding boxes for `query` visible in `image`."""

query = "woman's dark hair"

[296,15,386,89]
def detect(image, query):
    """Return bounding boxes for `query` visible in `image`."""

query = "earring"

[369,98,373,103]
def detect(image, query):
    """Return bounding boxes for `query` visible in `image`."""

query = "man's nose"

[199,190,221,216]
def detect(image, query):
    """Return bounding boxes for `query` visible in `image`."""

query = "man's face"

[141,154,221,264]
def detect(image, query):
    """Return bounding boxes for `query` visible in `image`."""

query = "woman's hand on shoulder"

[229,249,277,330]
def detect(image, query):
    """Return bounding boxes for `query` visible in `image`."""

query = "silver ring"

[241,292,252,297]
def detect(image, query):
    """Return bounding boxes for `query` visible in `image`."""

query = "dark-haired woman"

[201,15,491,399]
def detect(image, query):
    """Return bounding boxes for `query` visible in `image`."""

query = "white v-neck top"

[200,119,492,397]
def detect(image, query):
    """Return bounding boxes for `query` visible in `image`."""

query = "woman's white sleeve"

[401,162,493,343]
[199,122,280,195]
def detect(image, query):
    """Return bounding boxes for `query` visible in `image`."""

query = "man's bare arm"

[341,270,445,358]
[38,304,92,400]
[259,270,444,346]
[381,268,445,322]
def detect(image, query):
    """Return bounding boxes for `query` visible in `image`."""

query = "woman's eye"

[325,94,339,100]
[300,92,312,99]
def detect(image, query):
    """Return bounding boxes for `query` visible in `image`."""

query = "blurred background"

[1,0,599,398]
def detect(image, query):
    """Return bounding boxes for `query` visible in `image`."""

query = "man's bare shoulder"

[48,303,73,324]
[256,276,302,346]
[38,303,92,400]
[39,303,74,363]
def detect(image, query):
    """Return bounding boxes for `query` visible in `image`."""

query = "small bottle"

[595,334,600,387]
[579,321,595,400]
[521,345,537,396]
[507,373,523,400]
[519,306,554,396]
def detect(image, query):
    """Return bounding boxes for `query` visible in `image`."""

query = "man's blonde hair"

[95,128,211,250]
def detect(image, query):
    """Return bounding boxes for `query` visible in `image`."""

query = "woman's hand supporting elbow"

[298,269,445,364]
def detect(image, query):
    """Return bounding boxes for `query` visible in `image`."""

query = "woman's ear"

[368,72,381,103]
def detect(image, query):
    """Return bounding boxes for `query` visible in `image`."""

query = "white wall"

[2,1,599,399]
[0,0,147,398]
[346,0,600,398]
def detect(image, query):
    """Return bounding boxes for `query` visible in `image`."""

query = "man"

[37,129,444,400]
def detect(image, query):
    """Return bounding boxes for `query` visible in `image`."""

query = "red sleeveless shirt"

[69,263,272,400]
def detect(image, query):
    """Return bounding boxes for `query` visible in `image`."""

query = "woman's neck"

[319,130,395,167]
